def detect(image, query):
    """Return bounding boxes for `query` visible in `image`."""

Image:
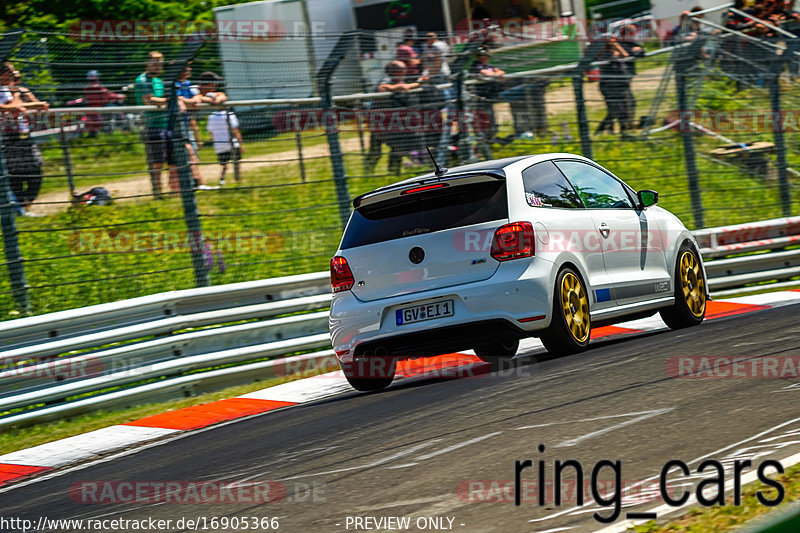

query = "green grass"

[631,462,800,532]
[37,125,357,197]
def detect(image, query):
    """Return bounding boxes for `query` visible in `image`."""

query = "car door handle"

[598,222,610,238]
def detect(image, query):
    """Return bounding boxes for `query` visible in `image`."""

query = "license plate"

[396,300,454,326]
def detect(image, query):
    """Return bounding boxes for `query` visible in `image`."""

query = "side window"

[521,161,583,209]
[554,161,634,209]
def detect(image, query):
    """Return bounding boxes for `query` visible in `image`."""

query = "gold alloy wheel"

[560,272,590,343]
[679,250,706,317]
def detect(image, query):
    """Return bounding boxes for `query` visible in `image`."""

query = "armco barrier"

[0,218,798,429]
[694,217,800,259]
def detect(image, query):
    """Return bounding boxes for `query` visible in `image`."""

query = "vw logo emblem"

[409,247,425,264]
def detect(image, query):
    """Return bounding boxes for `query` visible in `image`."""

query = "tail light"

[491,222,535,262]
[330,256,355,293]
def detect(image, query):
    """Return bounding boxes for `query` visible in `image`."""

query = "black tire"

[660,243,706,329]
[341,357,396,392]
[540,267,591,356]
[474,338,519,367]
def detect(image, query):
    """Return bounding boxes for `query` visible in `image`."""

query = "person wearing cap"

[197,71,242,186]
[81,70,125,138]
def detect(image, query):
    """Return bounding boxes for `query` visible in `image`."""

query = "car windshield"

[341,179,508,249]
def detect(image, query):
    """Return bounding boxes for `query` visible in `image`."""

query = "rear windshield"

[341,180,508,249]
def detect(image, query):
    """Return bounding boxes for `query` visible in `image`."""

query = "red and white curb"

[1,291,799,488]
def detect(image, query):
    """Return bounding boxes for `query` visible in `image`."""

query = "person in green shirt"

[135,51,178,193]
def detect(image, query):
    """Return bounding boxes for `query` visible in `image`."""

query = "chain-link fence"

[1,14,799,318]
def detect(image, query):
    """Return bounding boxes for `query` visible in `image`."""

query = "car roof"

[375,153,589,189]
[393,155,531,183]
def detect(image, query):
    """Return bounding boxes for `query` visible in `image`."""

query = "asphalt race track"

[3,305,800,533]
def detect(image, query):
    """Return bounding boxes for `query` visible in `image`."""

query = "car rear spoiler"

[352,171,506,210]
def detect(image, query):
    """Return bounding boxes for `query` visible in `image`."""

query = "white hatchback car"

[329,154,708,391]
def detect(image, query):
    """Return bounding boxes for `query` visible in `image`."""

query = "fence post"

[164,42,209,288]
[224,110,241,183]
[295,125,306,182]
[571,72,593,160]
[675,68,704,229]
[317,32,357,229]
[58,119,76,199]
[671,37,708,229]
[455,72,471,163]
[571,40,609,160]
[0,29,29,314]
[769,40,798,217]
[770,74,791,217]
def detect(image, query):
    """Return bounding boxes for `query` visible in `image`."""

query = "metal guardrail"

[0,218,799,429]
[695,217,800,258]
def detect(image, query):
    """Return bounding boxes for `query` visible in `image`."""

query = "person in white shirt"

[422,32,451,80]
[197,72,243,186]
[1,62,48,214]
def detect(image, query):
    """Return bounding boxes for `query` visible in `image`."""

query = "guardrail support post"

[572,72,593,160]
[164,42,209,288]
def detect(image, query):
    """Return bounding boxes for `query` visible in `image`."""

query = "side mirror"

[637,189,658,209]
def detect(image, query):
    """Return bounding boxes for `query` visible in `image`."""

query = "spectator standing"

[81,70,125,137]
[723,1,757,85]
[135,51,178,194]
[1,62,47,214]
[618,25,644,131]
[174,62,211,189]
[595,37,632,135]
[470,48,505,142]
[422,32,451,79]
[364,61,420,175]
[197,72,241,186]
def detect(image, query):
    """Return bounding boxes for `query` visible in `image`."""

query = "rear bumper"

[329,258,554,363]
[352,319,528,358]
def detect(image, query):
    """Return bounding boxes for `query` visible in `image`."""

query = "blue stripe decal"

[595,288,611,303]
